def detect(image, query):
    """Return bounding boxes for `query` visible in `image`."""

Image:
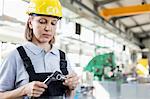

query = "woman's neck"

[33,42,52,52]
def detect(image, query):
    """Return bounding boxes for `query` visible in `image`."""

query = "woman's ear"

[28,17,33,29]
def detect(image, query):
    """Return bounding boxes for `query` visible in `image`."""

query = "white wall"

[143,39,150,49]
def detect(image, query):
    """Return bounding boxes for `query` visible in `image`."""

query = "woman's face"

[29,16,58,44]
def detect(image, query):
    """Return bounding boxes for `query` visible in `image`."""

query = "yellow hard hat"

[27,0,62,18]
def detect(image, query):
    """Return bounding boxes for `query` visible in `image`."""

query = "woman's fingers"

[30,88,45,97]
[34,81,48,89]
[24,81,48,97]
[63,73,79,90]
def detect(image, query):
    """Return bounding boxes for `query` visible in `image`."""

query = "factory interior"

[1,0,150,99]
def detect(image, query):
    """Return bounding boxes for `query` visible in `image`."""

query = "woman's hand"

[23,81,48,97]
[63,72,79,90]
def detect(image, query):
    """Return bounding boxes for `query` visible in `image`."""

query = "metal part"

[95,0,121,6]
[43,73,55,85]
[56,74,67,81]
[43,71,67,85]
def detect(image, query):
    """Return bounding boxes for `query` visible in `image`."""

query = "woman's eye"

[51,22,57,26]
[39,19,47,24]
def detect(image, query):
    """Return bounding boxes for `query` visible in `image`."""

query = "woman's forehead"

[33,15,58,21]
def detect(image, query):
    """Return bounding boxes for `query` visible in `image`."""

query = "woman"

[0,0,79,98]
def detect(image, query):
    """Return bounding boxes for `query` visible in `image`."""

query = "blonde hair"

[24,17,55,45]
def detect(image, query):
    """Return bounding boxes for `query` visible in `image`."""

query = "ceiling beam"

[130,17,147,36]
[137,30,150,35]
[95,0,121,6]
[100,4,150,20]
[140,35,150,40]
[134,30,150,40]
[127,22,150,29]
[111,14,140,22]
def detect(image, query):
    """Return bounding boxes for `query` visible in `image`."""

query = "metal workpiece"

[44,71,67,85]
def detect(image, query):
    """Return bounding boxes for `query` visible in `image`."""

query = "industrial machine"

[84,52,116,81]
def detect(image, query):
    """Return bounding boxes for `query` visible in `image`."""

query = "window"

[4,0,28,22]
[0,0,3,16]
[80,27,94,43]
[58,18,75,36]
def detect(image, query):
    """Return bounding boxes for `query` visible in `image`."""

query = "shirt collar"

[49,46,58,56]
[24,42,43,55]
[24,42,58,56]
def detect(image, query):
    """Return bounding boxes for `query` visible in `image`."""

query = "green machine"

[84,52,116,81]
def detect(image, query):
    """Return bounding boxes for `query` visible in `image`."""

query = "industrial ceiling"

[96,0,150,48]
[60,0,150,49]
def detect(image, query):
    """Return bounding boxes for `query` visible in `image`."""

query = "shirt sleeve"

[0,50,17,91]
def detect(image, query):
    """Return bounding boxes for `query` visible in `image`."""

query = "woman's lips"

[42,34,51,38]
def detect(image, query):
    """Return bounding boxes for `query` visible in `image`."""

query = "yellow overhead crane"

[100,4,150,20]
[136,58,149,77]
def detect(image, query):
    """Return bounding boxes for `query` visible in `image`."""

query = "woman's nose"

[45,23,52,31]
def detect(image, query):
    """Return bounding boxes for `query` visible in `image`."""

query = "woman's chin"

[39,39,50,44]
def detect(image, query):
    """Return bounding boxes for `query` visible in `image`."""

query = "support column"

[0,0,4,16]
[0,42,2,63]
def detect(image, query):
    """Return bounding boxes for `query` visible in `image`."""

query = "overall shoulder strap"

[17,46,35,74]
[59,50,68,75]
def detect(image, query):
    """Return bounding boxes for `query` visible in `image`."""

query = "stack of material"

[137,77,150,83]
